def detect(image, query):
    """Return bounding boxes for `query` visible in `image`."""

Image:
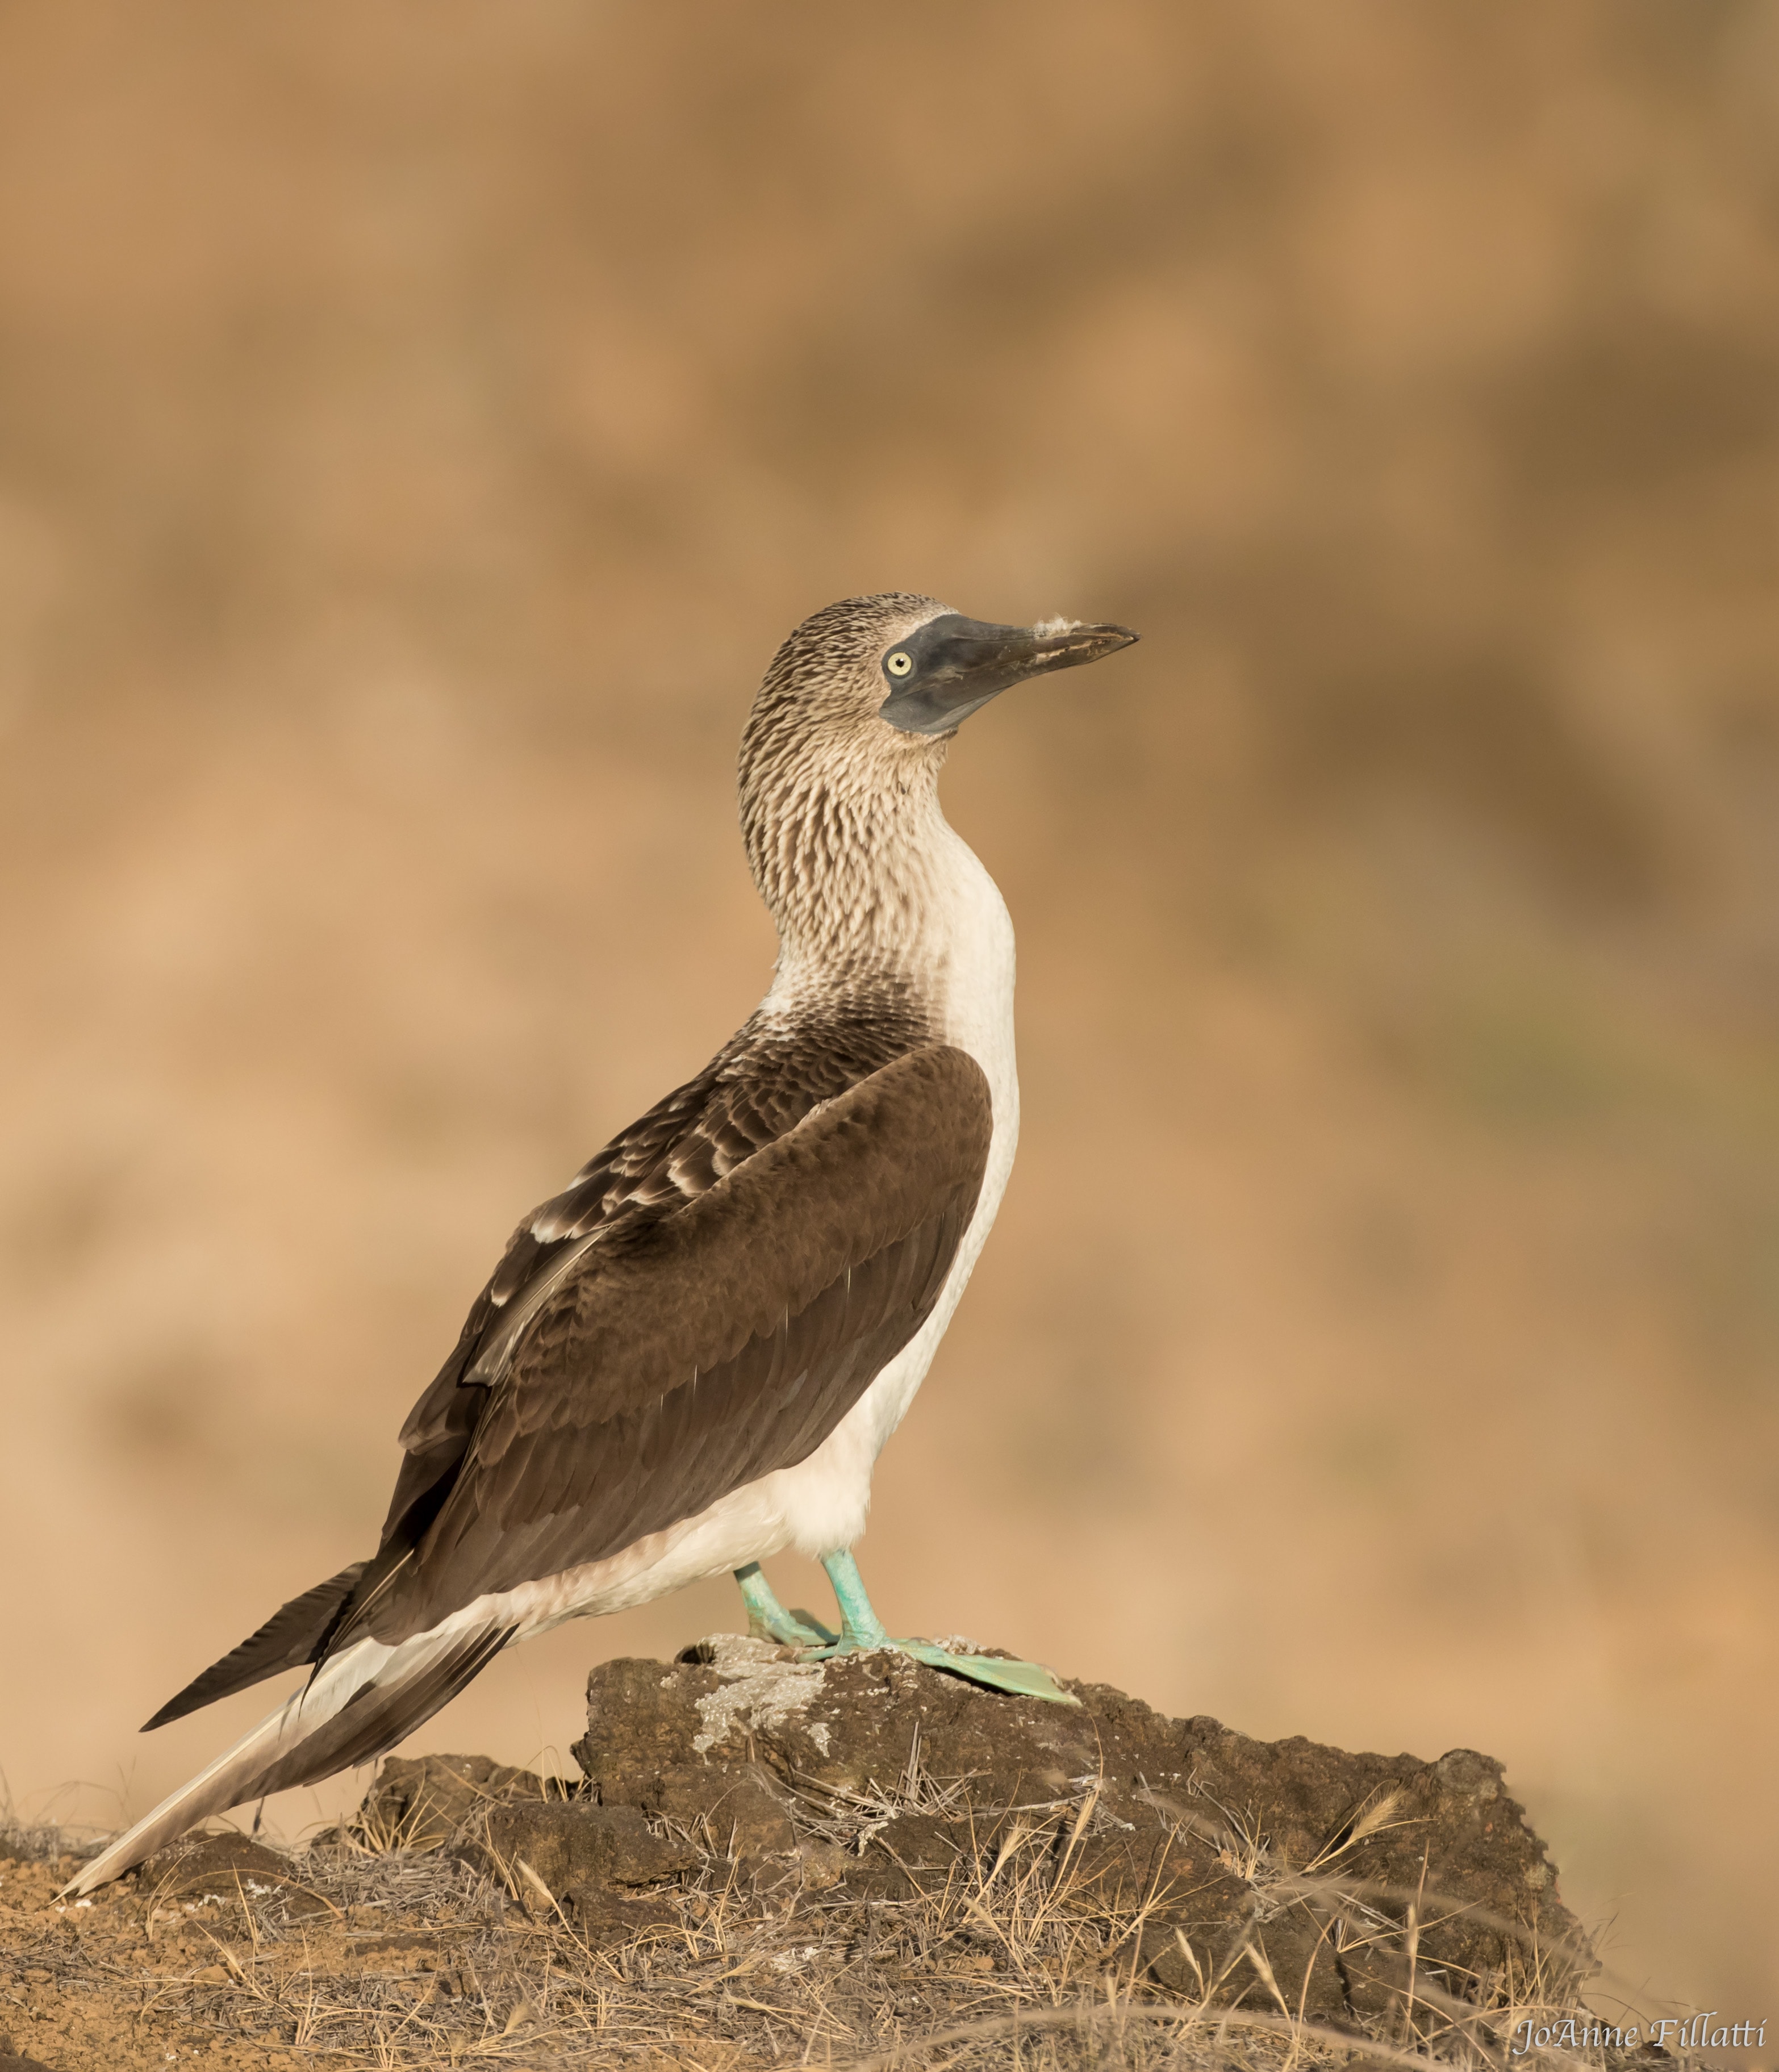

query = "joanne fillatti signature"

[1510,2012,1767,2056]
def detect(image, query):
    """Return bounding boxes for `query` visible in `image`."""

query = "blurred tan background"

[2,0,1774,2033]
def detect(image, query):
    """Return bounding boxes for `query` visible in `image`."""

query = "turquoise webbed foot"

[733,1560,837,1647]
[880,1637,1083,1705]
[731,1548,1079,1706]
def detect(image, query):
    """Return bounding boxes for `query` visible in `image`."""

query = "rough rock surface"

[360,1747,698,1945]
[137,1831,332,1914]
[360,1751,548,1852]
[367,1636,1589,2021]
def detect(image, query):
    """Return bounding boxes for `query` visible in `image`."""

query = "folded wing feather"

[143,1041,992,1723]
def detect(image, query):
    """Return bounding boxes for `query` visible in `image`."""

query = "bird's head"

[740,589,1137,799]
[738,591,1137,961]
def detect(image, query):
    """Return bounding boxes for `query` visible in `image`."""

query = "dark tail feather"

[66,1619,512,1896]
[141,1562,370,1731]
[250,1624,510,1797]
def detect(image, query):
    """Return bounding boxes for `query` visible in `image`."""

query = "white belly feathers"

[488,820,1018,1636]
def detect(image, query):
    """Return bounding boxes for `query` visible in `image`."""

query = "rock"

[795,1836,850,1890]
[354,1749,693,1938]
[359,1752,547,1852]
[463,1801,696,1918]
[470,1804,688,1944]
[571,1648,804,1882]
[654,1764,798,1873]
[137,1832,308,1904]
[349,1636,1588,2024]
[564,1635,1590,2020]
[569,1656,710,1799]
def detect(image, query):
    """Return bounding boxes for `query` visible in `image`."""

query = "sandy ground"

[1,0,1775,2037]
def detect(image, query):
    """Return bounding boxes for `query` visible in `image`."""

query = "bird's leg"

[820,1547,893,1649]
[733,1562,836,1648]
[805,1548,1079,1706]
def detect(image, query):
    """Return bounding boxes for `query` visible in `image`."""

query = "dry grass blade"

[834,1997,1535,2072]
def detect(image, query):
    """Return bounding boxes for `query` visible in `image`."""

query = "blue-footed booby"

[67,593,1138,1894]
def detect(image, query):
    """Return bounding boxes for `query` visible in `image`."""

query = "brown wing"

[141,1015,946,1726]
[368,1006,925,1572]
[354,1043,993,1645]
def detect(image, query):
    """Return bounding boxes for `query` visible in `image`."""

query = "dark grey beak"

[878,613,1140,736]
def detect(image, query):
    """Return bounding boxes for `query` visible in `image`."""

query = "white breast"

[757,816,1018,1555]
[482,822,1020,1634]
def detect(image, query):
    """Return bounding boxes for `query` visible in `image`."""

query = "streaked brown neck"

[741,733,952,1006]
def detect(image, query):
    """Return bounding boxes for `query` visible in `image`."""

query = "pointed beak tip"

[1034,617,1139,648]
[1062,621,1141,664]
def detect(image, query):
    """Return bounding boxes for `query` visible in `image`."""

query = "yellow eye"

[886,650,913,677]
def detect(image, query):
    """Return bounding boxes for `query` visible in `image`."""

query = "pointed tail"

[64,1617,512,1896]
